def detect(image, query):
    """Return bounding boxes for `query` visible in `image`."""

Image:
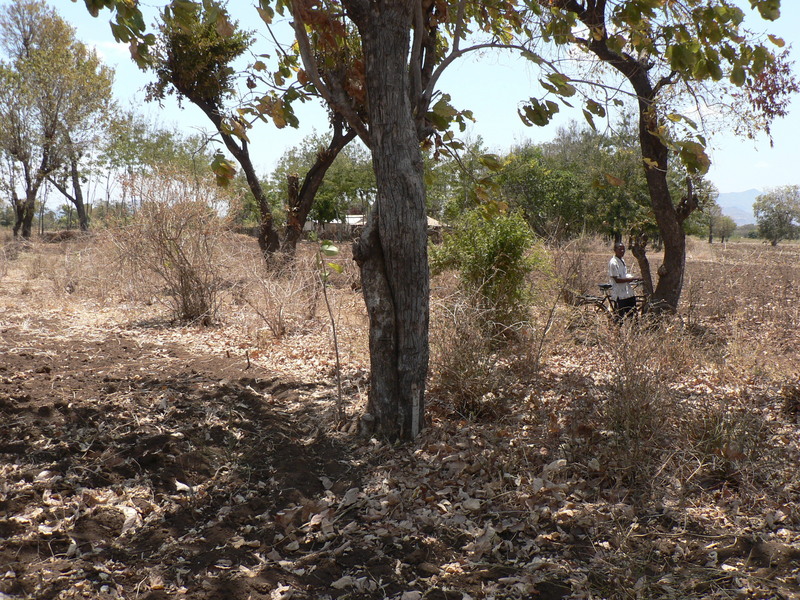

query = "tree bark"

[347,0,429,440]
[193,98,356,258]
[192,100,280,255]
[19,191,37,238]
[69,156,89,231]
[637,104,686,310]
[629,234,654,299]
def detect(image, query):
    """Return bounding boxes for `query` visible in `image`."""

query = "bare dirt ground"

[1,235,800,600]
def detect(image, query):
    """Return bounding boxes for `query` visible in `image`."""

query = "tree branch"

[292,5,371,145]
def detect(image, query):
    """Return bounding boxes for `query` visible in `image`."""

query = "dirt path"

[0,306,370,600]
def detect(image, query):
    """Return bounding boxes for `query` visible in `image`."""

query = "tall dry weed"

[113,200,231,325]
[0,244,9,278]
[683,241,800,381]
[242,251,320,341]
[36,234,120,301]
[428,290,509,419]
[597,326,684,484]
[553,235,611,303]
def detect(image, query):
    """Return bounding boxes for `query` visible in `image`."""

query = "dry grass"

[1,231,799,599]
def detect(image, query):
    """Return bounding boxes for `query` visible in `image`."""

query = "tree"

[287,0,537,439]
[0,0,113,237]
[498,141,593,239]
[682,180,722,242]
[45,40,114,231]
[754,185,800,246]
[520,0,796,310]
[146,1,357,256]
[537,118,687,247]
[431,209,542,330]
[266,132,376,229]
[79,0,534,440]
[424,138,494,222]
[716,215,737,243]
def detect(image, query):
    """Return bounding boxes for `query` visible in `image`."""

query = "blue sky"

[36,1,800,194]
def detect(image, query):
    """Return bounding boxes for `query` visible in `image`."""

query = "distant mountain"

[717,189,760,225]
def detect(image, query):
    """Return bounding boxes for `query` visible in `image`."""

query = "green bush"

[431,209,544,330]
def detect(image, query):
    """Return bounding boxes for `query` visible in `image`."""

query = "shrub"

[431,209,545,331]
[115,199,229,324]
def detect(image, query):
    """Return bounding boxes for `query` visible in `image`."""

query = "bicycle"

[575,281,648,324]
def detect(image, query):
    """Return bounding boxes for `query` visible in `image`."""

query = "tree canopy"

[1,0,114,236]
[754,185,800,245]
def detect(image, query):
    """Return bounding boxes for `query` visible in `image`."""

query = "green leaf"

[582,109,597,131]
[666,113,697,129]
[544,73,577,97]
[586,99,606,117]
[677,140,711,175]
[521,51,544,65]
[257,5,275,24]
[479,154,504,172]
[211,152,236,186]
[751,0,780,21]
[730,64,746,86]
[667,43,698,71]
[642,157,659,170]
[707,60,723,81]
[327,262,344,273]
[520,98,560,128]
[320,241,339,257]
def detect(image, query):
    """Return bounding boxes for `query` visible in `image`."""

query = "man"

[608,242,641,320]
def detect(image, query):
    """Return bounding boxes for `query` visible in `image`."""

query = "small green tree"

[717,216,737,243]
[539,119,664,242]
[267,132,375,228]
[754,185,800,246]
[431,208,545,331]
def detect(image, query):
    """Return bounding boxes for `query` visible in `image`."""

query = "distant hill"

[717,189,760,225]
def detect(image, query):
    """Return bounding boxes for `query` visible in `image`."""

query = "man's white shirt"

[608,255,634,300]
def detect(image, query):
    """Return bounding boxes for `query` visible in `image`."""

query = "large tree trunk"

[195,101,280,256]
[580,2,693,312]
[638,104,685,310]
[196,100,354,258]
[348,0,429,441]
[69,157,89,231]
[224,136,280,256]
[629,234,654,299]
[49,156,90,231]
[12,191,24,237]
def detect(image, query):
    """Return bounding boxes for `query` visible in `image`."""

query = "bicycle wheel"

[571,295,614,329]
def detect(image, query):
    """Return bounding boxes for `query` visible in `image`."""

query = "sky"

[28,1,800,195]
